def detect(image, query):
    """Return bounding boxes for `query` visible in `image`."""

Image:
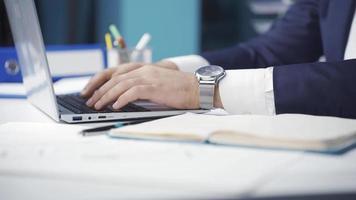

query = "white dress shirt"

[344,8,356,60]
[165,9,356,115]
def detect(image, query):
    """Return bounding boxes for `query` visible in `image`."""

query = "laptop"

[4,0,205,123]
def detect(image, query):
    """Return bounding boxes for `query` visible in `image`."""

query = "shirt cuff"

[164,55,209,73]
[219,67,276,115]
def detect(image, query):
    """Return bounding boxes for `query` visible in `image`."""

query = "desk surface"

[0,98,356,200]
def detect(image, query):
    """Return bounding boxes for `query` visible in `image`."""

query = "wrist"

[188,73,200,109]
[214,85,223,108]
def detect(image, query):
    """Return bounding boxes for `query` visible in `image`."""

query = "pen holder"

[107,47,152,68]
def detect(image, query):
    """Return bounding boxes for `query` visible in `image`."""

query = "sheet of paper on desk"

[0,122,103,163]
[0,122,85,143]
[0,122,303,198]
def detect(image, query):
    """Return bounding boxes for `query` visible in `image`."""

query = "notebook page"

[209,114,356,152]
[214,114,356,141]
[109,113,223,141]
[110,113,356,144]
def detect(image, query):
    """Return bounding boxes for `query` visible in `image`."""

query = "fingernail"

[81,88,87,95]
[86,98,93,106]
[94,101,102,110]
[112,102,120,109]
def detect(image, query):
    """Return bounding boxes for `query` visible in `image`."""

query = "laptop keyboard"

[56,93,149,114]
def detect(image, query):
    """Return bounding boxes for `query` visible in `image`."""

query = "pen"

[80,119,152,136]
[108,24,130,63]
[135,33,151,50]
[131,33,151,61]
[105,33,113,50]
[109,24,127,49]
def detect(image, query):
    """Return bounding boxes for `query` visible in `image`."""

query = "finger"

[112,85,154,109]
[81,62,143,97]
[88,64,159,106]
[81,68,115,97]
[94,78,147,110]
[86,75,121,107]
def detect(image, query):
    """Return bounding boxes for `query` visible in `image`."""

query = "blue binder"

[0,47,22,83]
[0,44,106,83]
[0,44,106,99]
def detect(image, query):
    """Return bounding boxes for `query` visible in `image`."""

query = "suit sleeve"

[273,59,356,119]
[201,0,323,69]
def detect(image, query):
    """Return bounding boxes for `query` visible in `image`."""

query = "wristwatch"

[195,65,226,109]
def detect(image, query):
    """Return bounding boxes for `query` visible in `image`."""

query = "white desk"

[0,98,356,200]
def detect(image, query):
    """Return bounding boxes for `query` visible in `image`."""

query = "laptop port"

[98,116,106,119]
[72,116,82,121]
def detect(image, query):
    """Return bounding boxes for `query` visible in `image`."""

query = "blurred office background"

[0,0,293,61]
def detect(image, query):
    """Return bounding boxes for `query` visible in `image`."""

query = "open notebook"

[109,113,356,153]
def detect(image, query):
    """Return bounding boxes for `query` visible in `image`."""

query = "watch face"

[196,65,224,77]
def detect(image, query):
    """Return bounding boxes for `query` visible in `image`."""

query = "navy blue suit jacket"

[202,0,356,119]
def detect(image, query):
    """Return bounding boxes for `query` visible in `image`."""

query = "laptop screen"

[5,0,59,121]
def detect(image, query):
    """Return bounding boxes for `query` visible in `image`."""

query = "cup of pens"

[117,47,152,63]
[106,25,152,67]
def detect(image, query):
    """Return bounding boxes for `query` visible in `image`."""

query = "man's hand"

[81,60,178,98]
[82,64,200,110]
[81,62,145,98]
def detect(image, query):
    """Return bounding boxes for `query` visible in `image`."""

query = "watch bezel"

[195,65,226,82]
